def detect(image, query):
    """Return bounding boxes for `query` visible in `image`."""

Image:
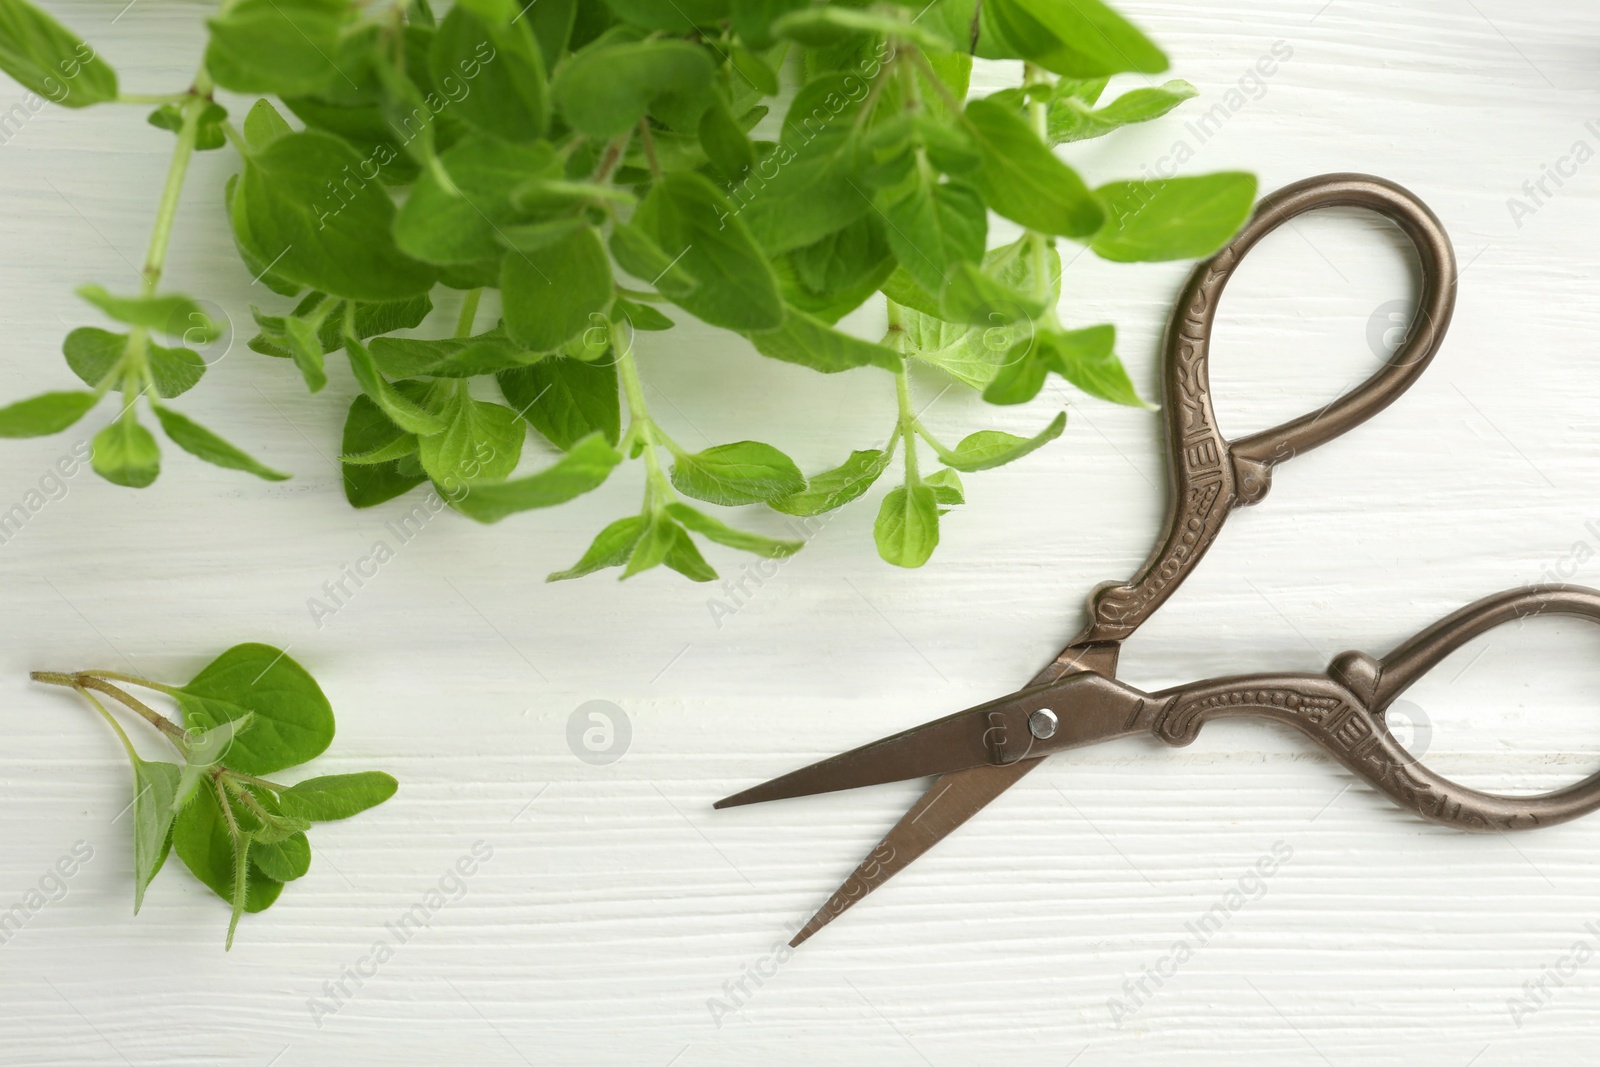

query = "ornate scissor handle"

[1079,173,1458,649]
[1148,585,1600,832]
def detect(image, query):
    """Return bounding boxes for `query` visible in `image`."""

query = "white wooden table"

[4,1,1600,1063]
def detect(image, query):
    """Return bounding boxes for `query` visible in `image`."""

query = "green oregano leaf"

[669,440,805,507]
[0,0,117,107]
[150,403,292,482]
[769,448,890,517]
[92,418,161,488]
[933,411,1067,471]
[0,390,98,437]
[130,757,181,913]
[874,483,940,568]
[173,644,335,775]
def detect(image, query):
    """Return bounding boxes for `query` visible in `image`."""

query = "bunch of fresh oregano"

[0,0,1255,578]
[33,646,396,948]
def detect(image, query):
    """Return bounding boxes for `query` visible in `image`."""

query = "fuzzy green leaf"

[395,136,558,266]
[0,0,117,106]
[172,783,282,915]
[92,418,160,487]
[619,172,782,332]
[874,484,939,567]
[666,501,802,558]
[174,714,255,812]
[553,38,714,139]
[232,130,437,301]
[77,285,219,342]
[0,390,97,437]
[769,448,889,516]
[345,336,448,436]
[502,226,613,351]
[174,644,335,775]
[418,391,525,488]
[1049,79,1196,144]
[276,772,398,822]
[547,515,647,581]
[934,411,1066,471]
[747,308,901,374]
[205,0,355,97]
[987,0,1167,78]
[497,357,620,450]
[880,173,987,296]
[340,394,428,508]
[670,440,805,507]
[430,6,548,143]
[1091,173,1257,262]
[966,97,1103,237]
[250,833,310,882]
[449,432,623,523]
[150,404,291,482]
[129,756,180,913]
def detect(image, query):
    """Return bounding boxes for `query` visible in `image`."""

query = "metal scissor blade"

[717,670,1142,811]
[789,757,1045,947]
[713,704,1004,810]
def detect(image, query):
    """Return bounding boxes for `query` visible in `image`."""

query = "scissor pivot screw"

[1029,709,1059,740]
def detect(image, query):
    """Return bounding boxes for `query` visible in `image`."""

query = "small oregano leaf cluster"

[0,0,1257,576]
[34,646,396,949]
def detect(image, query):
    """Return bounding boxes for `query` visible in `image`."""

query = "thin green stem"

[637,117,662,178]
[455,288,483,338]
[78,677,187,749]
[78,669,183,697]
[142,69,212,295]
[894,370,920,484]
[71,685,141,763]
[33,670,187,750]
[617,346,674,512]
[593,132,633,184]
[912,421,950,455]
[226,771,291,792]
[212,770,249,949]
[1021,63,1058,317]
[225,778,279,826]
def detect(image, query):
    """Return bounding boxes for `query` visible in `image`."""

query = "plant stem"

[1022,63,1057,315]
[78,669,183,696]
[455,288,482,338]
[33,671,188,749]
[894,369,920,484]
[637,117,662,177]
[617,347,672,511]
[142,68,213,296]
[227,771,291,792]
[594,132,632,184]
[72,686,141,763]
[226,778,280,826]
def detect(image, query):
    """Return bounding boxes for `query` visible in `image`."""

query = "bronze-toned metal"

[715,174,1583,949]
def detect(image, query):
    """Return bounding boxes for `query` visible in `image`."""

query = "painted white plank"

[3,1,1600,1064]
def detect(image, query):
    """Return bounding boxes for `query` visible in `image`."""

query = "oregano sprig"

[34,645,396,949]
[0,0,1260,577]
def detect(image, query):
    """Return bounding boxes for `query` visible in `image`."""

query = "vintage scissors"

[716,173,1600,947]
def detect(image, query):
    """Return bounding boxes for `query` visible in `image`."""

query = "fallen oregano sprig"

[33,644,396,949]
[0,0,1258,578]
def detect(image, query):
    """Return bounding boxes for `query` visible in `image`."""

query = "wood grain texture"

[3,0,1600,1063]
